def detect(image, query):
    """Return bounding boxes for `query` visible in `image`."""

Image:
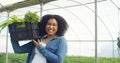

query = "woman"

[11,14,69,63]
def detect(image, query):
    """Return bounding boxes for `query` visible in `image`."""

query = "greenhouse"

[0,0,120,63]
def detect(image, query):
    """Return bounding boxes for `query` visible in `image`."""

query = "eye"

[46,23,51,26]
[53,24,57,26]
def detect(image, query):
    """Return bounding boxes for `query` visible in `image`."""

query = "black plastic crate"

[8,22,40,41]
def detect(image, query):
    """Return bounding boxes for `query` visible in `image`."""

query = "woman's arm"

[37,37,67,63]
[11,41,34,53]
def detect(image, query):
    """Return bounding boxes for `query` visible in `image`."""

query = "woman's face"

[45,18,58,36]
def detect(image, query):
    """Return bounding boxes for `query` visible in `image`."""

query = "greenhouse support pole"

[39,0,43,17]
[40,3,43,17]
[5,11,9,63]
[95,0,98,63]
[0,3,10,63]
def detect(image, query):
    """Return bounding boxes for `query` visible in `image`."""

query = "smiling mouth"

[48,29,54,32]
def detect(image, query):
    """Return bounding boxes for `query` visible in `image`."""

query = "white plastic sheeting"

[0,0,120,58]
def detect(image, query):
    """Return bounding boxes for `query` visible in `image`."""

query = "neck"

[47,35,55,40]
[43,35,55,44]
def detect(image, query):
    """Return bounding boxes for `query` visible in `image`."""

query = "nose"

[49,25,53,28]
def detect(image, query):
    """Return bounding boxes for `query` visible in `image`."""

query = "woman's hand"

[32,39,41,47]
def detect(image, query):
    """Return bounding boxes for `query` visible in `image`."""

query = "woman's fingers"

[32,39,40,46]
[37,39,40,42]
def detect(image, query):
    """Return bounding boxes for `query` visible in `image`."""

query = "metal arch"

[109,0,120,9]
[0,0,56,12]
[38,0,112,40]
[34,0,108,40]
[72,0,117,60]
[109,0,120,58]
[71,0,114,41]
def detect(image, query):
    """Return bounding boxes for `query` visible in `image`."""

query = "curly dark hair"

[38,14,69,36]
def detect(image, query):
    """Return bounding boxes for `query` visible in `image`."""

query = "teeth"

[48,29,53,32]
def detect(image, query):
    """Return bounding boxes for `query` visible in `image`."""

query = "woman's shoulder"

[55,36,66,40]
[55,36,67,43]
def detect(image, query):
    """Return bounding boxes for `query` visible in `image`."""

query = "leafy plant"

[24,11,40,23]
[0,11,40,32]
[0,15,23,32]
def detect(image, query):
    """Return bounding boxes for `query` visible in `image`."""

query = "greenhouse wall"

[0,0,120,63]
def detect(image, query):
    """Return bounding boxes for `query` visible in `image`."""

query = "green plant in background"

[0,53,27,63]
[0,53,5,63]
[0,53,120,63]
